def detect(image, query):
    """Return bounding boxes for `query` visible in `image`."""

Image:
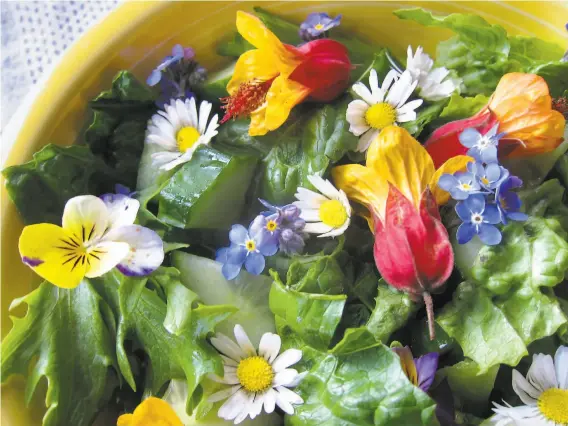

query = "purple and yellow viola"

[391,345,439,392]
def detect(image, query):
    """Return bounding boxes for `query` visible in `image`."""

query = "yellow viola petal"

[117,397,183,426]
[263,76,310,132]
[366,126,435,208]
[332,164,388,221]
[227,49,279,95]
[430,155,474,205]
[62,195,109,245]
[84,241,130,278]
[19,223,87,289]
[393,346,419,387]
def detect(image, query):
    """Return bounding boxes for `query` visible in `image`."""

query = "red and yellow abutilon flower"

[221,11,351,136]
[333,126,472,339]
[425,73,566,168]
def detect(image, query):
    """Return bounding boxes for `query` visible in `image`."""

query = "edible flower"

[468,162,509,191]
[117,397,182,426]
[216,223,278,280]
[391,344,439,392]
[293,175,352,238]
[426,73,566,168]
[146,98,219,171]
[459,122,505,164]
[299,12,342,41]
[495,176,528,224]
[19,194,164,289]
[221,11,351,136]
[208,324,305,424]
[455,194,502,246]
[491,345,568,426]
[146,44,193,86]
[406,45,461,101]
[333,126,472,339]
[346,69,423,152]
[254,200,307,254]
[437,167,481,201]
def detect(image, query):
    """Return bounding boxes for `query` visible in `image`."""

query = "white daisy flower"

[294,174,351,238]
[406,46,461,102]
[208,325,305,424]
[146,97,219,171]
[346,69,423,152]
[491,345,568,426]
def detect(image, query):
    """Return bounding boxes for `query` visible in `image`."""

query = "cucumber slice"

[156,146,257,229]
[136,141,175,192]
[197,62,236,102]
[172,252,275,346]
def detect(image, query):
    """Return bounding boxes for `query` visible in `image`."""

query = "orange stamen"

[220,79,275,123]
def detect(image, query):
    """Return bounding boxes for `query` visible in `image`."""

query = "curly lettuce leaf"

[437,93,489,123]
[85,71,156,189]
[257,96,358,204]
[289,345,439,426]
[439,179,568,372]
[1,281,118,426]
[395,8,567,96]
[2,144,111,225]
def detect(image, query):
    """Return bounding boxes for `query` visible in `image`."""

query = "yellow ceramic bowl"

[2,1,567,425]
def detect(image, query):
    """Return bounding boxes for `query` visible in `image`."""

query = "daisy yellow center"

[245,240,256,252]
[314,23,324,30]
[538,388,568,424]
[266,220,278,232]
[176,126,200,152]
[319,199,347,228]
[236,356,274,393]
[365,102,397,130]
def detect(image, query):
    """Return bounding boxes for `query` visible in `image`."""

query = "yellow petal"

[62,195,109,245]
[393,346,419,387]
[332,164,388,221]
[117,397,183,426]
[430,155,474,205]
[366,126,435,208]
[227,49,279,95]
[19,224,87,289]
[263,76,310,132]
[84,241,130,278]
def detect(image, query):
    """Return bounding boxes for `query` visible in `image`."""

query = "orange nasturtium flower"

[426,73,566,168]
[117,397,182,426]
[332,126,472,339]
[221,11,351,136]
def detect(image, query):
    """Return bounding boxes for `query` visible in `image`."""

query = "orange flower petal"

[116,397,182,426]
[429,155,474,205]
[366,126,435,208]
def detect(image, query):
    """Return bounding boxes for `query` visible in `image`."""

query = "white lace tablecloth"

[1,0,119,157]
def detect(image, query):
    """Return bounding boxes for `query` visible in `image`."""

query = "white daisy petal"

[146,133,177,150]
[208,385,242,403]
[275,389,295,415]
[234,324,256,357]
[151,152,182,169]
[351,82,375,105]
[275,386,304,405]
[356,128,379,152]
[218,389,248,420]
[349,123,371,137]
[221,354,238,367]
[294,187,328,204]
[303,222,334,235]
[492,401,543,422]
[249,393,265,419]
[368,69,379,97]
[307,175,339,201]
[263,388,277,414]
[554,346,568,389]
[512,369,540,405]
[381,69,400,94]
[258,332,281,363]
[300,208,321,223]
[272,349,303,373]
[273,369,299,387]
[319,217,351,238]
[198,101,213,134]
[526,353,558,392]
[396,99,424,116]
[211,333,246,362]
[285,371,308,388]
[396,110,418,123]
[175,99,191,128]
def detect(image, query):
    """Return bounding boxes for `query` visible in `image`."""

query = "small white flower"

[406,46,461,101]
[491,345,568,426]
[346,69,423,152]
[294,175,351,238]
[146,97,219,171]
[208,325,305,425]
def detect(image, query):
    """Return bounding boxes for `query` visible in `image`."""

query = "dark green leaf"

[401,99,449,137]
[1,281,118,426]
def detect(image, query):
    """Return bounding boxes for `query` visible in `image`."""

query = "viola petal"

[430,155,473,205]
[100,193,140,230]
[84,241,130,278]
[392,346,418,387]
[19,223,87,289]
[367,126,435,209]
[62,195,109,244]
[415,352,439,392]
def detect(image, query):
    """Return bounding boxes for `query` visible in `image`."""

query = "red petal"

[425,112,498,168]
[373,186,453,295]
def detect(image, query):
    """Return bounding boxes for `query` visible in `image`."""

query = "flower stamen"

[176,126,201,152]
[221,79,274,123]
[538,388,568,424]
[319,199,348,227]
[365,102,397,130]
[236,356,274,393]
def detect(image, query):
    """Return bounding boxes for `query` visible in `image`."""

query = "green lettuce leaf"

[1,281,118,426]
[257,96,358,204]
[401,99,449,137]
[395,8,567,96]
[436,93,489,123]
[289,345,439,426]
[2,144,110,225]
[439,179,568,372]
[152,145,257,229]
[84,71,156,189]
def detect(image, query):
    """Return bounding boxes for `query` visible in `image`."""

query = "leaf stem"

[423,292,436,341]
